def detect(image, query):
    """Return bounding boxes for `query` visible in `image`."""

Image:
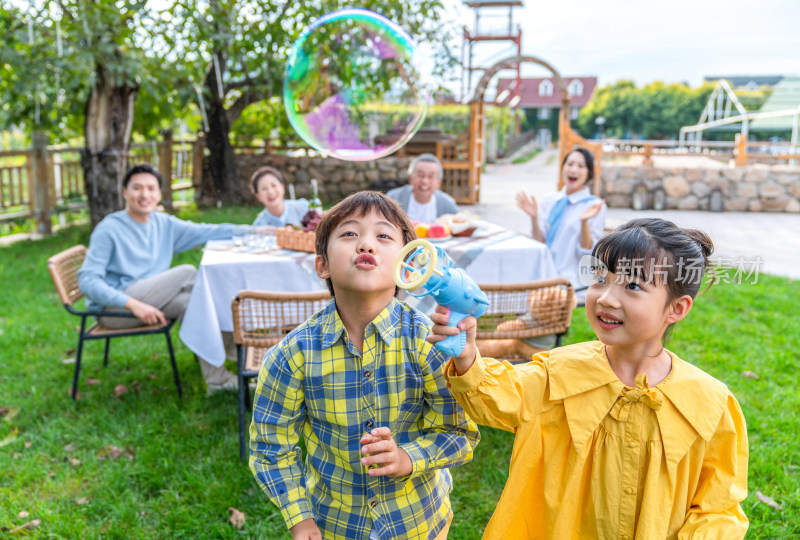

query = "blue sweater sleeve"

[78,212,252,309]
[169,215,252,253]
[78,222,130,309]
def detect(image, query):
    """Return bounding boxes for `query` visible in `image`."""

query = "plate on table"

[426,235,452,243]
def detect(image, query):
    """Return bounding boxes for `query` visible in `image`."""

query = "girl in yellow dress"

[430,217,748,539]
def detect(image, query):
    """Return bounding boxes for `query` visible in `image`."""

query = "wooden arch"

[466,55,602,198]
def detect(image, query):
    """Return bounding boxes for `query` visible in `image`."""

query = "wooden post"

[159,130,174,210]
[468,101,484,204]
[643,143,654,165]
[192,134,205,192]
[735,133,748,166]
[30,131,53,235]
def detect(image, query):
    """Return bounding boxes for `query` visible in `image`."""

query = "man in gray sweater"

[386,153,458,223]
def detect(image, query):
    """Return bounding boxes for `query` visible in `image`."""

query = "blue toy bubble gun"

[393,239,490,357]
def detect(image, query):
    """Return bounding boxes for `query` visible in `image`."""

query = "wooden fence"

[598,136,799,166]
[0,134,203,232]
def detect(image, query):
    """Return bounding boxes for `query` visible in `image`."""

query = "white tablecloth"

[180,225,557,366]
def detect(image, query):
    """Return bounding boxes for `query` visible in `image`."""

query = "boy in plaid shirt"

[249,191,480,540]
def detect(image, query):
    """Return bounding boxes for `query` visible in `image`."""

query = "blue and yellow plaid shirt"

[249,297,480,540]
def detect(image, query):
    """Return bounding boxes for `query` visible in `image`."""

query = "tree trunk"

[198,57,243,206]
[81,65,138,229]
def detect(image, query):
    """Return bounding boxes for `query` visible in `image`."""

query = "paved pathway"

[462,148,800,280]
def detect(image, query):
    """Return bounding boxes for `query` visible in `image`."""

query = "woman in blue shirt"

[251,166,310,227]
[515,147,606,300]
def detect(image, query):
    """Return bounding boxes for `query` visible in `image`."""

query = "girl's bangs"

[592,227,668,282]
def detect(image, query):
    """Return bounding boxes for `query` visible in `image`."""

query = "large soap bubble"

[283,9,429,161]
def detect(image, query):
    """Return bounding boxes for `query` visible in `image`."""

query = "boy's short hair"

[315,191,417,296]
[123,163,163,189]
[250,166,284,193]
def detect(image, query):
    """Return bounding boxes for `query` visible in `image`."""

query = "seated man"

[387,153,458,222]
[77,163,255,394]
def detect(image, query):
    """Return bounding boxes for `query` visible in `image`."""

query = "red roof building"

[495,76,598,110]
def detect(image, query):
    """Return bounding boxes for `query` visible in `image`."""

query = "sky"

[440,0,800,98]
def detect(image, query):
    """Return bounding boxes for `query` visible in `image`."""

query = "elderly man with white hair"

[386,153,459,223]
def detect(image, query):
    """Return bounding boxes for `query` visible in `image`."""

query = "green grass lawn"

[1,206,798,538]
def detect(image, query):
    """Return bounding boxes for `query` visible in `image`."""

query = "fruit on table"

[427,223,450,238]
[301,210,322,232]
[415,223,430,238]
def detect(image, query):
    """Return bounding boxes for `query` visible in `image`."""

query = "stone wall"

[601,164,800,213]
[233,154,413,206]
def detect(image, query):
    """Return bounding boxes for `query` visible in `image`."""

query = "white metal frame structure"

[679,79,800,151]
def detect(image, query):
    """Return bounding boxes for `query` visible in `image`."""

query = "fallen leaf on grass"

[113,384,128,397]
[0,427,19,448]
[148,374,158,380]
[8,519,40,534]
[64,443,76,452]
[76,497,90,505]
[48,472,56,478]
[756,491,783,510]
[13,452,21,459]
[68,388,81,400]
[24,440,31,448]
[62,357,76,365]
[95,445,124,460]
[17,511,28,519]
[2,406,20,422]
[86,378,101,385]
[228,507,245,529]
[741,371,759,379]
[68,457,81,467]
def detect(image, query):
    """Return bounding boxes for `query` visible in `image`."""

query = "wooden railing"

[0,135,202,230]
[597,137,798,166]
[0,150,32,219]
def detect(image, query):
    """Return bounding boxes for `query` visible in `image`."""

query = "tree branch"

[56,0,76,22]
[273,1,292,25]
[226,78,255,91]
[226,89,268,126]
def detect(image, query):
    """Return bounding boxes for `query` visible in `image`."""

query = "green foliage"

[577,80,714,140]
[0,1,178,142]
[160,0,456,133]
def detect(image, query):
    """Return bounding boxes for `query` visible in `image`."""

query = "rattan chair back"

[47,244,88,308]
[475,278,575,361]
[231,289,332,370]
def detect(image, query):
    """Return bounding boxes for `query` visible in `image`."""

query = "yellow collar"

[547,341,730,469]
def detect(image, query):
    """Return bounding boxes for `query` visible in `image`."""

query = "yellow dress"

[445,341,748,540]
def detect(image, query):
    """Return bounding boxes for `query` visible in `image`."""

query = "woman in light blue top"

[515,148,606,299]
[251,166,310,227]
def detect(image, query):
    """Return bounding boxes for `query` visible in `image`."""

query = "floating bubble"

[283,9,429,161]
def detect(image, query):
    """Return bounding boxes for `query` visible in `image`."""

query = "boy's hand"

[290,518,322,540]
[427,305,477,375]
[360,427,412,478]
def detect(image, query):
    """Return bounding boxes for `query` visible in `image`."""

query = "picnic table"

[179,224,558,366]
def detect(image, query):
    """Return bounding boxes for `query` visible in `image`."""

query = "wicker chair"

[231,289,331,459]
[475,278,576,363]
[47,245,182,400]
